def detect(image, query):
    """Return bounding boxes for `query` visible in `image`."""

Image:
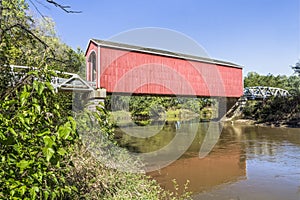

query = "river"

[115,120,300,200]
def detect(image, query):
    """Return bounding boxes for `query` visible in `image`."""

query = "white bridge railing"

[9,65,96,92]
[243,86,290,100]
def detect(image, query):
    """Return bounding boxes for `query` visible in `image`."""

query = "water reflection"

[193,126,300,200]
[146,123,247,194]
[148,145,246,194]
[115,122,300,199]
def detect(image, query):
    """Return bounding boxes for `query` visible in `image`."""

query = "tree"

[0,1,84,199]
[0,0,81,69]
[0,0,33,93]
[244,72,289,89]
[0,0,85,114]
[291,60,300,76]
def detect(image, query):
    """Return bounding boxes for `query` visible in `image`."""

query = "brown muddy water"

[115,120,300,200]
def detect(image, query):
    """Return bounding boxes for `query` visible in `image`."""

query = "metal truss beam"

[9,65,96,92]
[244,86,290,100]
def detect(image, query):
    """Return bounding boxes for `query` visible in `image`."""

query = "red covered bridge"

[85,39,243,98]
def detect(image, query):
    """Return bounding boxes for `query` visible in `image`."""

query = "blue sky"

[29,0,299,76]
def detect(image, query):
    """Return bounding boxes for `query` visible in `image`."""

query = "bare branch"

[2,23,58,59]
[28,0,46,19]
[3,23,49,48]
[1,74,34,101]
[46,0,81,13]
[34,0,51,10]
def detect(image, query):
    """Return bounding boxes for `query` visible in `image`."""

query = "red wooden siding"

[98,47,243,97]
[85,41,98,84]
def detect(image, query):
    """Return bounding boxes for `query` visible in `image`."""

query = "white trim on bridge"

[10,65,96,92]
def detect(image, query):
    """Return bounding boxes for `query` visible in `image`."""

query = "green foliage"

[180,97,214,113]
[291,60,300,75]
[242,96,300,125]
[107,95,215,121]
[244,72,288,88]
[68,104,192,200]
[76,102,116,147]
[67,143,192,200]
[242,72,300,125]
[0,0,84,96]
[0,2,192,199]
[0,0,84,120]
[32,17,85,73]
[0,0,31,93]
[128,96,164,120]
[0,1,83,198]
[244,72,300,94]
[0,70,78,199]
[285,75,300,95]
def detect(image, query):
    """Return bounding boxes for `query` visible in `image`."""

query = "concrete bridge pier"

[86,88,107,111]
[215,97,240,120]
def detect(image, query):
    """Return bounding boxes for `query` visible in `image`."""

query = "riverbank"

[110,108,210,126]
[224,95,300,129]
[228,118,300,128]
[68,143,192,199]
[72,107,193,199]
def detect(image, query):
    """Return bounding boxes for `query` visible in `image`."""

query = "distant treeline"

[244,72,300,95]
[242,71,300,126]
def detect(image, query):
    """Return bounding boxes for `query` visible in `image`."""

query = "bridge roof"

[87,39,243,69]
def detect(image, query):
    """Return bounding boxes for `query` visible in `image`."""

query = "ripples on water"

[115,121,300,200]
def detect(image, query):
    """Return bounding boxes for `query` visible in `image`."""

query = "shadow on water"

[115,121,300,200]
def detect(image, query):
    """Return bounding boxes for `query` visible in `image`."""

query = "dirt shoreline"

[226,118,300,128]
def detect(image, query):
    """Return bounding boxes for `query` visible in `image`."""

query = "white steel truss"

[9,65,96,92]
[243,86,290,100]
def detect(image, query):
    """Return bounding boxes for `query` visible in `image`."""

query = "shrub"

[69,105,192,199]
[0,71,78,199]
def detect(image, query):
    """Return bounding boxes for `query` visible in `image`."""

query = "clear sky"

[28,0,300,76]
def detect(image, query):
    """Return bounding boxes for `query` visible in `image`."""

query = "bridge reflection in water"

[115,121,247,194]
[115,122,300,198]
[148,146,246,194]
[146,123,246,195]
